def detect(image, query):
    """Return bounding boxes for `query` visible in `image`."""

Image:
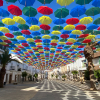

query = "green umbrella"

[0,22,5,27]
[8,43,14,45]
[34,50,39,52]
[22,7,37,17]
[85,7,100,16]
[77,38,84,42]
[53,25,63,30]
[75,0,92,5]
[5,0,17,3]
[18,24,29,30]
[10,38,17,41]
[37,0,53,4]
[51,46,56,48]
[51,35,59,40]
[41,30,50,34]
[64,46,70,48]
[91,30,100,35]
[33,36,41,39]
[83,30,93,34]
[81,43,87,46]
[93,17,100,25]
[43,43,50,45]
[60,38,67,42]
[28,42,35,45]
[13,31,22,36]
[54,8,69,18]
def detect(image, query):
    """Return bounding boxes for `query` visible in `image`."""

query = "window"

[82,60,87,68]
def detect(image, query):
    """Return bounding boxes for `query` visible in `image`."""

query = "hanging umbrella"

[0,0,3,7]
[83,29,93,34]
[77,38,84,42]
[37,6,53,15]
[79,34,89,38]
[0,8,10,17]
[32,31,41,36]
[53,25,63,30]
[70,5,86,17]
[57,0,74,6]
[26,17,38,25]
[30,25,40,31]
[69,34,79,38]
[66,42,73,45]
[85,35,96,39]
[8,25,19,31]
[54,8,69,18]
[35,39,42,43]
[75,25,86,30]
[37,0,53,4]
[18,24,29,30]
[39,16,52,25]
[13,16,26,24]
[5,0,17,3]
[0,22,5,27]
[13,31,22,36]
[79,17,93,24]
[26,38,34,42]
[83,39,91,43]
[64,25,75,30]
[92,0,100,7]
[60,34,69,38]
[42,35,51,39]
[53,18,65,24]
[8,4,22,16]
[40,24,50,30]
[66,18,79,25]
[21,30,31,35]
[10,38,17,41]
[33,36,41,39]
[91,30,100,35]
[51,39,58,43]
[51,31,61,35]
[22,6,37,17]
[75,0,92,5]
[85,7,100,16]
[17,36,25,40]
[2,18,15,25]
[93,17,100,24]
[51,35,59,40]
[87,24,99,30]
[43,39,50,43]
[62,31,71,34]
[0,36,8,40]
[41,30,50,34]
[0,27,10,33]
[22,43,29,47]
[0,31,3,36]
[67,38,76,43]
[60,38,67,42]
[4,40,12,43]
[5,33,14,38]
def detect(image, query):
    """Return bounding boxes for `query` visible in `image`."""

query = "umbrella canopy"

[30,25,40,31]
[26,38,34,42]
[75,0,92,5]
[39,16,52,25]
[53,18,65,24]
[60,34,69,38]
[64,25,75,30]
[40,24,50,30]
[13,31,22,36]
[32,31,41,36]
[72,30,82,35]
[87,24,99,30]
[66,18,79,25]
[53,25,63,30]
[0,32,3,36]
[52,31,61,35]
[42,35,51,39]
[83,39,91,43]
[0,0,3,7]
[0,21,5,27]
[22,6,37,17]
[0,8,10,17]
[8,25,19,31]
[75,25,86,30]
[37,6,53,15]
[92,0,100,7]
[18,24,29,30]
[37,0,53,4]
[2,18,15,25]
[16,36,25,40]
[0,27,10,33]
[51,35,59,40]
[5,0,17,3]
[41,30,50,34]
[54,8,69,18]
[8,4,22,16]
[93,17,100,24]
[83,29,93,34]
[79,34,89,38]
[67,38,76,43]
[21,30,31,35]
[62,31,71,34]
[0,36,8,40]
[5,33,14,38]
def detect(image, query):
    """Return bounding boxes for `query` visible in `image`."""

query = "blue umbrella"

[23,35,32,38]
[58,45,64,47]
[0,39,3,42]
[53,18,65,24]
[18,0,35,6]
[87,24,99,30]
[8,25,19,31]
[70,5,86,17]
[30,44,36,47]
[62,31,72,34]
[74,42,81,45]
[19,40,27,43]
[9,48,14,50]
[0,8,10,17]
[26,17,38,25]
[12,41,20,44]
[32,31,41,36]
[43,39,50,43]
[0,31,4,36]
[69,34,79,38]
[25,46,31,49]
[92,0,100,7]
[10,44,17,48]
[76,48,82,50]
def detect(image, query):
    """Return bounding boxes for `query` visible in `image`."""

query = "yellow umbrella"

[72,30,82,35]
[57,0,74,6]
[0,27,10,33]
[16,36,25,40]
[39,16,52,25]
[27,49,32,51]
[50,48,55,51]
[35,52,39,54]
[96,48,100,51]
[0,42,7,45]
[64,25,75,30]
[0,36,8,40]
[59,42,66,45]
[15,44,21,46]
[71,45,78,48]
[32,47,38,49]
[85,35,96,39]
[2,18,15,25]
[79,17,93,24]
[67,38,76,43]
[36,42,42,45]
[62,50,67,52]
[52,31,61,35]
[13,16,26,24]
[11,50,17,52]
[29,25,40,31]
[42,35,51,39]
[51,39,58,43]
[26,38,34,42]
[38,49,44,51]
[45,51,49,53]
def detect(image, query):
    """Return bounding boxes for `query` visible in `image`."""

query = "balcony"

[10,66,15,70]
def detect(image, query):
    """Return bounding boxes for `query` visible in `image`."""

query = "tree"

[94,70,100,81]
[22,71,27,81]
[62,74,66,81]
[28,74,32,81]
[0,50,20,88]
[51,74,54,78]
[55,75,58,79]
[71,70,78,81]
[34,73,38,79]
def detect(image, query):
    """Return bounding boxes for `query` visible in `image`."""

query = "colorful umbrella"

[51,35,59,40]
[0,22,5,27]
[37,0,53,4]
[5,33,14,38]
[83,39,91,43]
[60,34,69,38]
[2,18,15,25]
[13,31,22,36]
[66,18,79,25]
[53,25,63,30]
[87,24,99,30]
[40,24,50,30]
[41,30,50,34]
[93,17,100,24]
[54,8,69,18]
[75,0,92,5]
[53,18,65,24]
[92,0,100,7]
[5,0,17,3]
[16,36,25,40]
[0,8,10,17]
[0,32,3,36]
[0,36,8,40]
[18,24,29,30]
[37,6,53,15]
[26,38,34,42]
[22,6,37,17]
[67,38,76,43]
[0,0,3,6]
[85,35,96,39]
[8,4,22,16]
[33,36,41,39]
[39,16,52,25]
[30,25,40,31]
[83,30,93,34]
[21,30,31,35]
[42,35,51,39]
[72,30,82,35]
[0,27,10,33]
[8,25,19,31]
[64,25,75,30]
[75,25,86,30]
[79,34,89,38]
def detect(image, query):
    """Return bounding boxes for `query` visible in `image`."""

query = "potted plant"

[94,70,100,81]
[28,74,32,81]
[34,73,38,82]
[22,71,27,82]
[71,70,78,81]
[62,74,66,81]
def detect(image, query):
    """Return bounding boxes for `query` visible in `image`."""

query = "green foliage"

[62,74,66,78]
[55,75,58,79]
[22,71,27,78]
[71,70,78,75]
[94,70,100,79]
[28,74,32,80]
[84,70,90,80]
[34,73,38,78]
[51,74,54,77]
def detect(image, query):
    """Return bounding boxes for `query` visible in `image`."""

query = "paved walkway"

[0,80,100,100]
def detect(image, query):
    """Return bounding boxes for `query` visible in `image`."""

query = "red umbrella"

[79,51,84,53]
[8,5,22,16]
[71,53,75,55]
[97,27,100,30]
[79,34,89,38]
[60,34,69,38]
[0,0,3,6]
[4,40,12,43]
[3,44,9,47]
[35,39,42,43]
[18,46,24,48]
[66,18,79,25]
[5,33,14,38]
[93,47,96,50]
[40,24,50,30]
[83,39,91,43]
[28,51,33,53]
[37,6,53,15]
[37,45,42,48]
[57,47,63,49]
[15,48,21,51]
[39,51,44,53]
[75,24,86,30]
[66,42,73,45]
[50,43,57,46]
[22,43,29,47]
[33,48,38,50]
[21,30,31,35]
[44,47,49,50]
[69,49,74,51]
[78,45,85,48]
